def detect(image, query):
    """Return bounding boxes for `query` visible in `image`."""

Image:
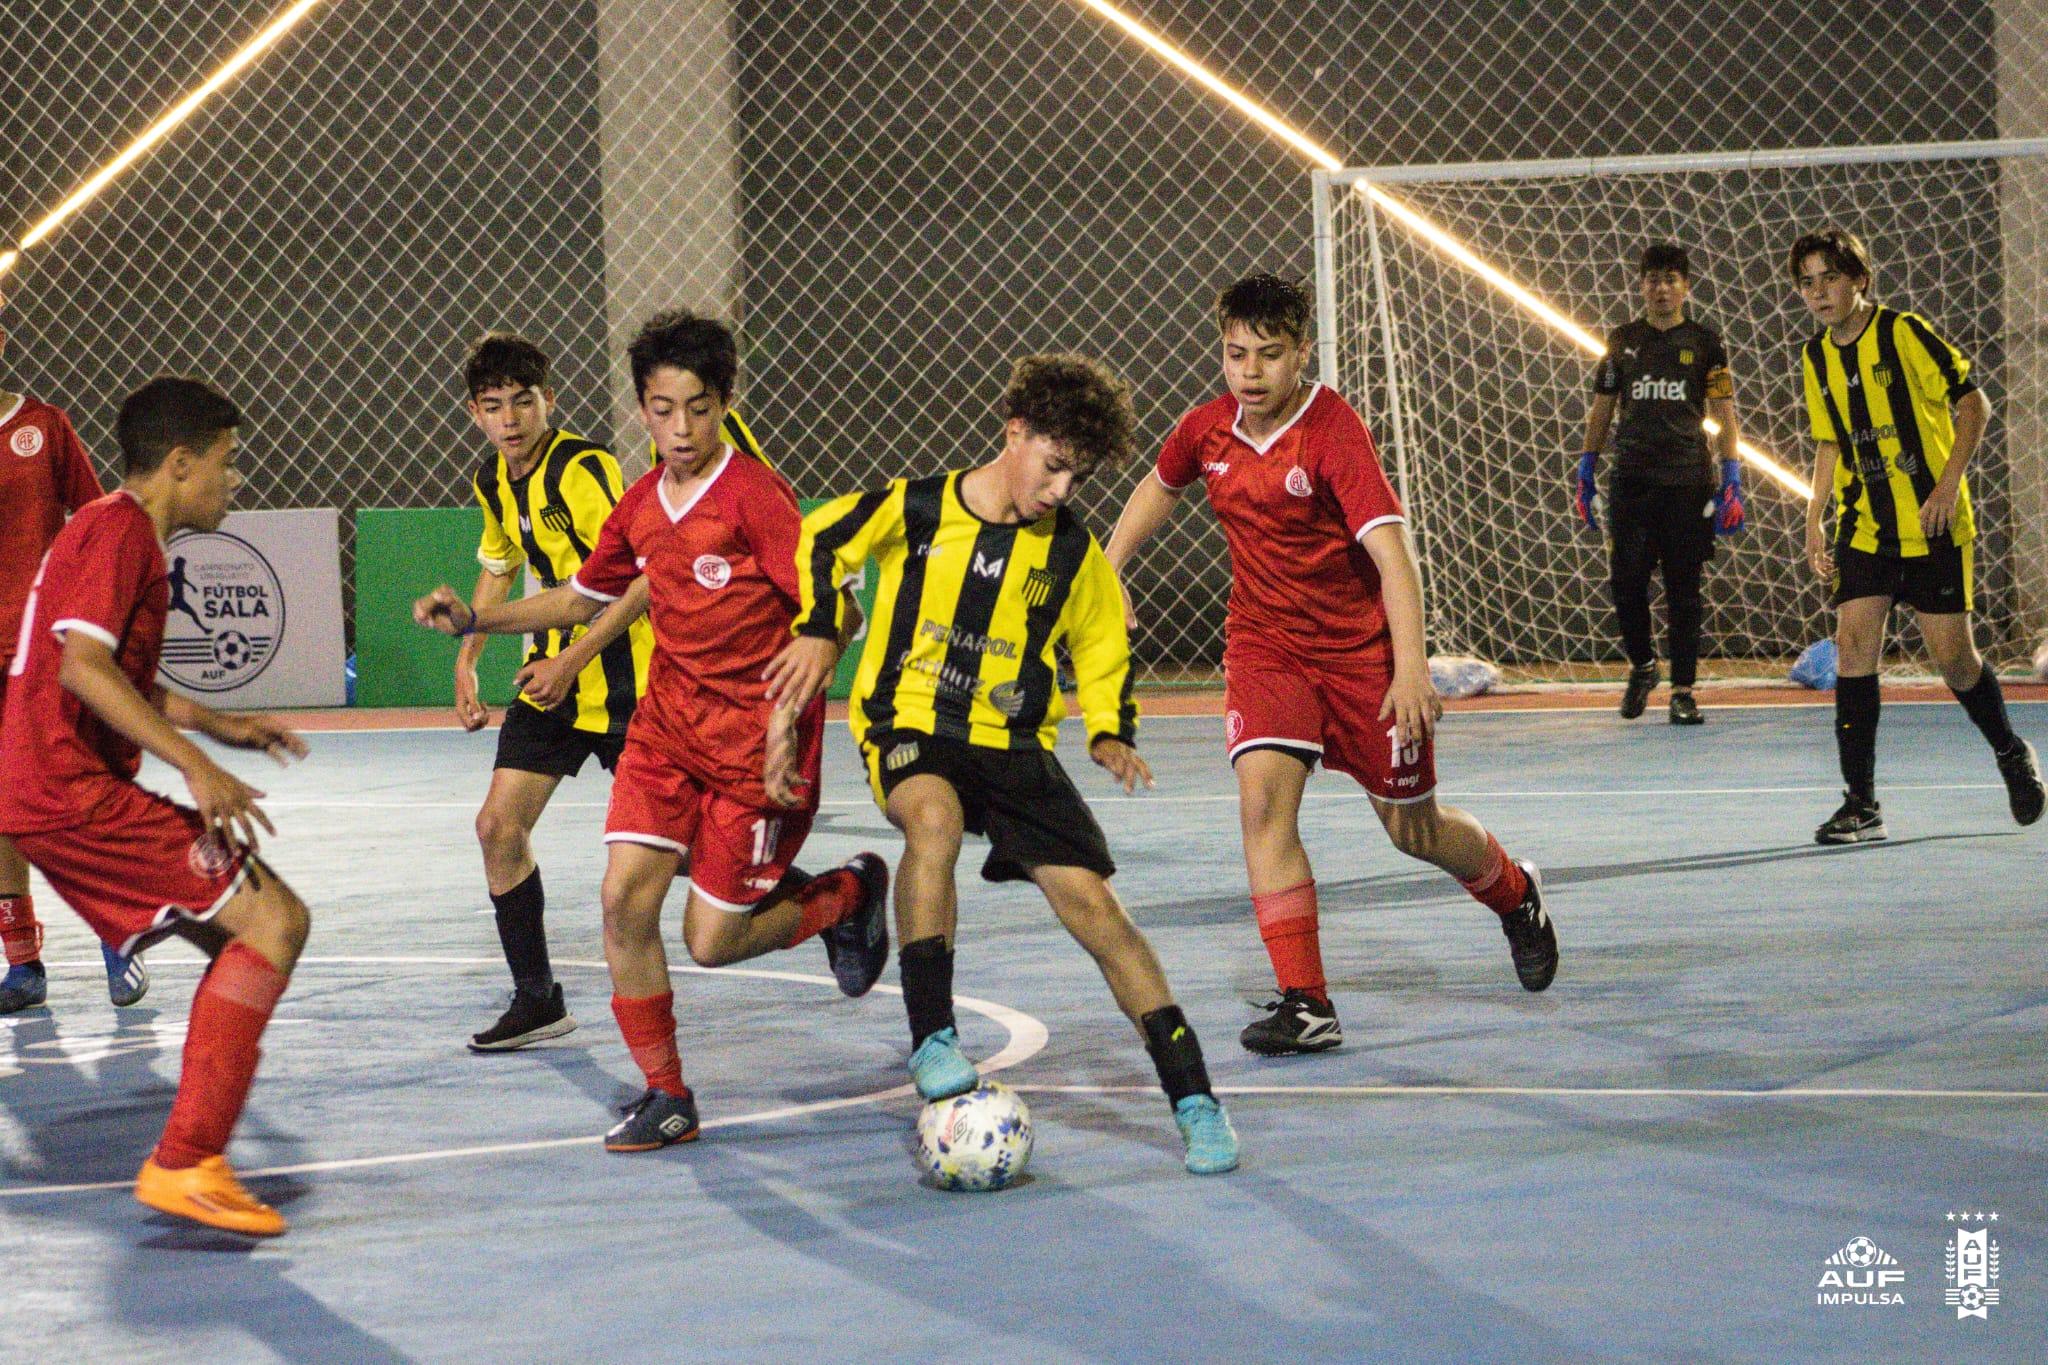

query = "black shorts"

[1833,542,1973,614]
[1608,479,1717,571]
[494,699,625,778]
[862,729,1115,884]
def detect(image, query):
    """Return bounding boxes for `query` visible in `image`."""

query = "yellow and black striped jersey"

[795,471,1137,754]
[647,410,768,472]
[474,428,653,735]
[1802,306,1977,557]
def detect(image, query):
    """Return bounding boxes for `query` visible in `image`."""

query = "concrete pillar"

[1997,3,2048,659]
[594,0,742,475]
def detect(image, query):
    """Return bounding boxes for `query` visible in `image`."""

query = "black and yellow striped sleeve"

[561,447,625,549]
[1897,312,1975,405]
[795,483,903,640]
[723,410,767,464]
[1057,536,1137,747]
[473,460,524,574]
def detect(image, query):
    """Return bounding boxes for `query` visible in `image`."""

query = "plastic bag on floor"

[1429,654,1500,699]
[1789,638,1838,690]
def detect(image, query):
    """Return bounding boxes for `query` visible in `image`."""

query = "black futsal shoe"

[468,983,577,1052]
[1499,860,1557,992]
[1619,663,1659,719]
[1667,691,1703,726]
[1239,988,1343,1056]
[1814,791,1886,845]
[1996,739,2045,827]
[604,1086,700,1152]
[821,853,891,997]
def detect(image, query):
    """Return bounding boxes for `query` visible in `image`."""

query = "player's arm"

[453,567,514,731]
[1063,542,1150,794]
[57,632,300,851]
[516,575,648,710]
[1920,386,1989,538]
[414,579,603,639]
[1706,369,1744,534]
[1899,318,1989,539]
[1103,472,1185,631]
[1360,522,1442,746]
[1804,440,1840,582]
[1575,344,1621,531]
[764,484,901,710]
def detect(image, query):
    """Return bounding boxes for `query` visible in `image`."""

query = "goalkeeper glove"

[1573,452,1601,532]
[1714,458,1745,535]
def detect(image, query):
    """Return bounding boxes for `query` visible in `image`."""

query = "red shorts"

[13,779,248,953]
[602,737,813,911]
[1224,635,1437,803]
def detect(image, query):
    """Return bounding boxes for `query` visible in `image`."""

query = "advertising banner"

[159,509,346,709]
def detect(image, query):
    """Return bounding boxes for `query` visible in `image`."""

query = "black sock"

[490,867,552,998]
[1835,673,1881,801]
[1141,1004,1212,1108]
[899,936,955,1048]
[1952,665,2021,756]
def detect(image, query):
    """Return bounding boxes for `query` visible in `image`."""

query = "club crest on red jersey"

[1225,709,1245,746]
[188,834,235,879]
[1284,466,1312,498]
[693,554,732,590]
[10,425,43,458]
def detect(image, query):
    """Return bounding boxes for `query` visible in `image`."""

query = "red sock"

[0,894,43,966]
[153,942,288,1170]
[611,991,687,1096]
[1459,834,1530,917]
[781,868,862,950]
[1253,880,1326,1004]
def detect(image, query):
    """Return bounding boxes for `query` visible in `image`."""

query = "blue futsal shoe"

[1173,1093,1240,1175]
[908,1026,979,1100]
[0,961,47,1015]
[104,945,149,1008]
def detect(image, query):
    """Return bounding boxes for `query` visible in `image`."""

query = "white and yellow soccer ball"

[915,1081,1033,1191]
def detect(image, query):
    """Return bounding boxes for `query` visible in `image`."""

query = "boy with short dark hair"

[0,375,314,1235]
[772,353,1240,1176]
[418,310,888,1152]
[1575,242,1745,723]
[1789,228,2042,841]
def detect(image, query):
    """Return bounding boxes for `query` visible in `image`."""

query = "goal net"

[1316,140,2048,682]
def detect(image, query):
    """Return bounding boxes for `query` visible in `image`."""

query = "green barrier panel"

[354,508,527,708]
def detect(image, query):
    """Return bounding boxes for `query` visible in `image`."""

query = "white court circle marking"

[0,954,1049,1199]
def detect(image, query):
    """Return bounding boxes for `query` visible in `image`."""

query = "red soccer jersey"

[572,448,819,809]
[0,491,170,834]
[0,396,104,667]
[1156,384,1405,667]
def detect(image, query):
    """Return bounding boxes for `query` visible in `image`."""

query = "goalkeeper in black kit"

[1574,243,1746,724]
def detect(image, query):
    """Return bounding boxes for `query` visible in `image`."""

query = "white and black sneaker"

[1499,860,1558,992]
[1996,740,2044,827]
[820,853,891,997]
[1239,989,1343,1056]
[1815,791,1886,845]
[468,983,577,1052]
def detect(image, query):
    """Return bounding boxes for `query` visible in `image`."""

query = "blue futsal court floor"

[3,700,2043,1363]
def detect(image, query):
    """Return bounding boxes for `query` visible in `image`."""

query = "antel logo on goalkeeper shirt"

[1285,467,1312,497]
[158,530,285,694]
[1630,376,1689,402]
[693,554,732,589]
[1814,1236,1904,1306]
[10,425,43,457]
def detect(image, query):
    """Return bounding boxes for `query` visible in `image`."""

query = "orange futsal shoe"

[135,1155,287,1237]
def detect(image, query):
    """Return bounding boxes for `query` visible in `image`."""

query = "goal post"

[1314,138,2048,682]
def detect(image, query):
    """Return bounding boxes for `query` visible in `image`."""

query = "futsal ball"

[2032,633,2048,681]
[915,1081,1032,1191]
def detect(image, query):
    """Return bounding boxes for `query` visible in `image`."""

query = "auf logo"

[1816,1236,1905,1306]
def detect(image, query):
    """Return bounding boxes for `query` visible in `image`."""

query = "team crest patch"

[987,680,1025,717]
[538,502,573,533]
[885,742,920,771]
[1226,709,1245,745]
[1679,349,1694,366]
[188,833,235,879]
[1022,566,1056,607]
[10,425,43,458]
[693,554,732,589]
[1284,466,1312,497]
[1871,365,1893,389]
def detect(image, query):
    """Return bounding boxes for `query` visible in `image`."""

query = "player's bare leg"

[1920,610,2042,825]
[1821,595,1891,844]
[1369,794,1491,880]
[135,863,309,1237]
[1232,750,1342,1052]
[1372,793,1555,991]
[597,841,698,1150]
[1235,749,1314,895]
[468,767,571,1051]
[884,775,976,1098]
[679,849,890,998]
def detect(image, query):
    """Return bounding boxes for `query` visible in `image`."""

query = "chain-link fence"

[6,2,2048,681]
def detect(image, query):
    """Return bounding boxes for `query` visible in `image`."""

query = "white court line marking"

[1013,1083,2048,1101]
[0,955,1048,1199]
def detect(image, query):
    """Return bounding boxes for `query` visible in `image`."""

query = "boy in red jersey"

[0,377,313,1236]
[416,311,884,1152]
[0,296,149,1014]
[1106,273,1557,1055]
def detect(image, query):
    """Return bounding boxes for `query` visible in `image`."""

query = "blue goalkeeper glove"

[1573,452,1601,532]
[1714,458,1745,535]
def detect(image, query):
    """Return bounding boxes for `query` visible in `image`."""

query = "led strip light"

[1069,0,1812,499]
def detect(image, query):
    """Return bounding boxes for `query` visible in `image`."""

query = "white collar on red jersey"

[656,446,734,523]
[1230,381,1321,456]
[0,395,24,430]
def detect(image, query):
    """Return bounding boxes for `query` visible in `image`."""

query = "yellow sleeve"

[1802,350,1832,443]
[1897,312,1973,405]
[723,410,768,466]
[793,483,903,639]
[564,449,625,544]
[1058,537,1137,746]
[474,472,524,575]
